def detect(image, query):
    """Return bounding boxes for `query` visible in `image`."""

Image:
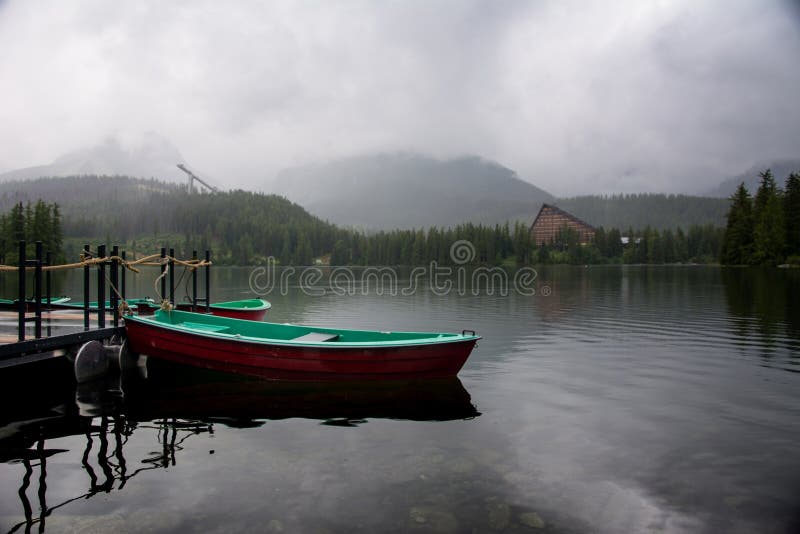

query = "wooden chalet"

[529,204,596,246]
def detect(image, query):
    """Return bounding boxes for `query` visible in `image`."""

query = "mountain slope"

[270,153,555,229]
[707,159,800,197]
[0,175,343,265]
[0,132,187,183]
[556,194,729,231]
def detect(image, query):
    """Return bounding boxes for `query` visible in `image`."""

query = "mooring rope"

[152,262,174,311]
[101,270,135,316]
[0,253,211,273]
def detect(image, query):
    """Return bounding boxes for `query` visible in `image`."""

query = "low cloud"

[0,0,798,195]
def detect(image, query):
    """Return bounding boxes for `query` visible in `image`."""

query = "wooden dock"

[0,241,211,380]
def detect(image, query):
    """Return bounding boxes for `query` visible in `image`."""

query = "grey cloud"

[0,0,797,196]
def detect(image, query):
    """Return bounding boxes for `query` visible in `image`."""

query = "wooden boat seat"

[292,332,340,342]
[180,322,231,333]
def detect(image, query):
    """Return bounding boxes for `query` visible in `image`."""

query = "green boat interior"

[138,309,476,344]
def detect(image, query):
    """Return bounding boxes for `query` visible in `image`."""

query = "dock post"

[169,247,175,305]
[18,240,26,341]
[83,244,90,330]
[97,244,106,329]
[205,250,211,313]
[45,251,52,311]
[192,250,198,312]
[111,245,119,328]
[34,241,42,339]
[160,247,167,303]
[121,250,127,300]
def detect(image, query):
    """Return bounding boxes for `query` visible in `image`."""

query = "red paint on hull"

[124,319,477,381]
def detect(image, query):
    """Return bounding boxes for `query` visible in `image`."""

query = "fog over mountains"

[0,134,795,230]
[270,154,554,229]
[705,159,800,198]
[0,132,186,183]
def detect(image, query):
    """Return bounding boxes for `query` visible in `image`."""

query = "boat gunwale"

[124,311,481,349]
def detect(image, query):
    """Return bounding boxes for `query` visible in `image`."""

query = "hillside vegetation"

[0,174,734,266]
[0,176,343,264]
[556,194,729,230]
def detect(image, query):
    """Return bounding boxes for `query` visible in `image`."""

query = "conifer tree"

[721,183,754,264]
[751,170,785,265]
[784,172,800,257]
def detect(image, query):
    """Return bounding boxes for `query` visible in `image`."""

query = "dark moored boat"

[49,298,270,321]
[123,310,480,381]
[0,296,71,312]
[137,298,271,321]
[49,297,155,312]
[175,298,271,320]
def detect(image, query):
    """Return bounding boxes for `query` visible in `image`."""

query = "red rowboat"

[123,310,480,381]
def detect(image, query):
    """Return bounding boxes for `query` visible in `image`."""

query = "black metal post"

[98,244,106,329]
[169,247,175,305]
[121,250,127,300]
[192,250,198,312]
[83,244,90,331]
[18,240,26,342]
[34,241,42,339]
[111,245,119,327]
[45,251,52,311]
[205,250,211,313]
[160,247,167,303]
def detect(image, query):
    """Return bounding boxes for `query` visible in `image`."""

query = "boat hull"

[124,317,478,381]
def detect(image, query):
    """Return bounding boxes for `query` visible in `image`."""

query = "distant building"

[530,204,596,246]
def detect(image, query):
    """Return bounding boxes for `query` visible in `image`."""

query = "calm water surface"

[1,266,799,533]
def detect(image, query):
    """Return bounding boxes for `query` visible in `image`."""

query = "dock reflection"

[1,361,479,533]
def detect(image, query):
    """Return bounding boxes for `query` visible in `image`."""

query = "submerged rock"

[409,506,459,533]
[485,497,510,530]
[519,511,545,529]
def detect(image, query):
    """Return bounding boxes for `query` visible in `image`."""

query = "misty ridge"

[0,135,778,232]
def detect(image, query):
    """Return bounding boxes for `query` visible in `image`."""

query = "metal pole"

[205,250,211,313]
[18,240,26,342]
[111,245,119,327]
[98,244,106,329]
[121,250,127,300]
[160,247,167,303]
[34,241,42,339]
[83,244,90,331]
[45,251,52,311]
[169,247,175,305]
[192,250,198,312]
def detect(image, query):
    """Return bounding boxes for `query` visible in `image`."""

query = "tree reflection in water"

[6,412,213,534]
[2,359,477,533]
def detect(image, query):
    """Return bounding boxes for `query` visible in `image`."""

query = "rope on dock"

[0,252,212,273]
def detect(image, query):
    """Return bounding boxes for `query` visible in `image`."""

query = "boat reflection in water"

[124,357,480,425]
[0,358,479,532]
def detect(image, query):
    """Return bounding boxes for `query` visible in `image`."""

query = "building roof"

[529,203,596,231]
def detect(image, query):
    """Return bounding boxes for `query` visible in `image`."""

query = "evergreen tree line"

[720,169,800,265]
[0,201,64,264]
[0,175,728,266]
[330,222,724,266]
[557,193,729,230]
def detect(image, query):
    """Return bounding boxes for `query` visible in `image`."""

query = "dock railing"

[0,241,212,363]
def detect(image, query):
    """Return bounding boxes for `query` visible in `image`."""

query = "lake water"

[1,266,799,533]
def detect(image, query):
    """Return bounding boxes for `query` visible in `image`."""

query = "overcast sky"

[0,0,798,196]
